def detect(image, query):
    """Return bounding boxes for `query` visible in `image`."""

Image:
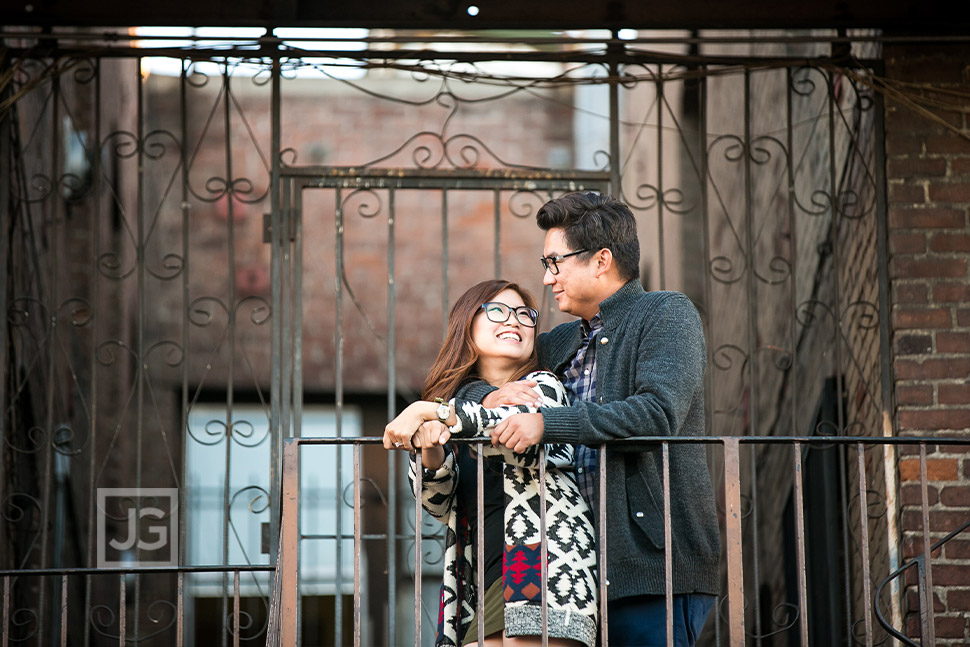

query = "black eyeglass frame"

[539,249,589,275]
[479,302,539,327]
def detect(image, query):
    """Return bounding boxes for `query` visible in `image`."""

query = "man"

[460,192,720,646]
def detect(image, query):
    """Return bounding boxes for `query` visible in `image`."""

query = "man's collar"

[595,279,645,327]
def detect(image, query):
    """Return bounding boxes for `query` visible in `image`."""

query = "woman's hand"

[383,401,433,450]
[412,421,448,469]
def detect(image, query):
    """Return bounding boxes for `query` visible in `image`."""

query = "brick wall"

[884,43,970,644]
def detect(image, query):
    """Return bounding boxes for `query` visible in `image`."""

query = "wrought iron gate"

[1,29,924,647]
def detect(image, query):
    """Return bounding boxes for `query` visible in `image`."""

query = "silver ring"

[394,442,403,447]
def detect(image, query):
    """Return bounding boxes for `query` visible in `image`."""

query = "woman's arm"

[449,372,569,467]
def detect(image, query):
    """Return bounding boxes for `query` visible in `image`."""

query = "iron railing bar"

[118,573,126,647]
[539,445,549,647]
[792,443,809,647]
[284,435,970,447]
[387,187,398,646]
[441,190,448,337]
[918,443,936,645]
[281,165,612,182]
[177,571,184,647]
[598,444,608,647]
[220,62,239,647]
[3,576,9,647]
[656,69,667,290]
[59,573,67,647]
[818,65,854,643]
[279,441,300,647]
[335,186,345,647]
[0,59,11,647]
[723,438,745,647]
[36,63,61,647]
[873,73,904,637]
[87,59,103,647]
[0,566,274,577]
[268,55,284,572]
[742,68,764,647]
[662,442,673,647]
[354,444,362,647]
[233,570,240,647]
[856,443,874,647]
[476,443,485,646]
[493,190,501,279]
[413,452,423,647]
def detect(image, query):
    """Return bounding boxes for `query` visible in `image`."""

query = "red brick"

[900,482,939,505]
[889,207,965,229]
[888,181,925,203]
[894,283,929,304]
[894,308,951,329]
[949,590,970,616]
[960,309,970,326]
[935,615,968,638]
[896,358,970,379]
[892,257,967,279]
[897,384,935,405]
[946,539,970,560]
[938,333,970,354]
[934,564,970,587]
[932,511,970,534]
[926,134,970,155]
[888,157,947,177]
[899,409,970,431]
[896,333,933,355]
[952,157,970,175]
[940,383,970,404]
[890,233,927,254]
[899,457,959,481]
[930,233,970,252]
[934,283,970,302]
[941,485,970,506]
[899,409,970,430]
[886,134,924,157]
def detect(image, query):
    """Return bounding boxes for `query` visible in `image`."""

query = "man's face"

[542,228,600,320]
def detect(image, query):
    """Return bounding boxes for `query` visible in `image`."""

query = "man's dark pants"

[607,593,716,646]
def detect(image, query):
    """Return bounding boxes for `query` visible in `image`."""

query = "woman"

[383,279,597,647]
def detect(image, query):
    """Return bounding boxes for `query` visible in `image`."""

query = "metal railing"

[271,434,970,647]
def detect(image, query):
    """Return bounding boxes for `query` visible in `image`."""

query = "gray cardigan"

[460,280,720,600]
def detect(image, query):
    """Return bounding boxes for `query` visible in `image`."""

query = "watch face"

[436,402,450,422]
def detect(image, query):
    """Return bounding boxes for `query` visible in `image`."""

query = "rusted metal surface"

[723,437,745,647]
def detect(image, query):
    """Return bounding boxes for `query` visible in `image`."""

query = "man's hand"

[482,380,541,408]
[492,413,544,453]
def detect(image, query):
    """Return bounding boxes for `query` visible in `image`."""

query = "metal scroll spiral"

[90,599,178,642]
[716,595,800,640]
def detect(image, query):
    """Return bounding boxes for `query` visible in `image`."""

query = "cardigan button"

[600,337,609,345]
[635,511,644,518]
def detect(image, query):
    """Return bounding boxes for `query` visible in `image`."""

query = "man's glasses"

[539,249,589,275]
[479,302,539,327]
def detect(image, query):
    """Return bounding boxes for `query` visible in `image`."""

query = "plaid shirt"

[561,314,603,510]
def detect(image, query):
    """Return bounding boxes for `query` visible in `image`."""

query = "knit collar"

[595,279,645,329]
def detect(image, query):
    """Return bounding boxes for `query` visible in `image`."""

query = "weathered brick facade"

[884,43,970,644]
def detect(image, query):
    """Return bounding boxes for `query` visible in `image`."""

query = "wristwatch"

[434,398,450,424]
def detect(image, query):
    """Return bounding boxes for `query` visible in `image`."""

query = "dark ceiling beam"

[1,0,968,32]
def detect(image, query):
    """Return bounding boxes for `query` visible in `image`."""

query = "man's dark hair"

[536,192,640,281]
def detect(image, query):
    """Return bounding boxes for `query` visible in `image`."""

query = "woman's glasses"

[479,302,538,327]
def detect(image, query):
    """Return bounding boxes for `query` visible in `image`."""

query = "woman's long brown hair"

[421,279,540,401]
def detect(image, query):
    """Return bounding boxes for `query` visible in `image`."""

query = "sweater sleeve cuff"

[454,380,497,404]
[540,406,585,444]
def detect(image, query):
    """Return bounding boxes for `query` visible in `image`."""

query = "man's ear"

[594,248,614,278]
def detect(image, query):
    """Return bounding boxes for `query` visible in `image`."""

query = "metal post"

[723,438,745,647]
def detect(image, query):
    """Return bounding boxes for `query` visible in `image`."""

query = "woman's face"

[470,288,536,366]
